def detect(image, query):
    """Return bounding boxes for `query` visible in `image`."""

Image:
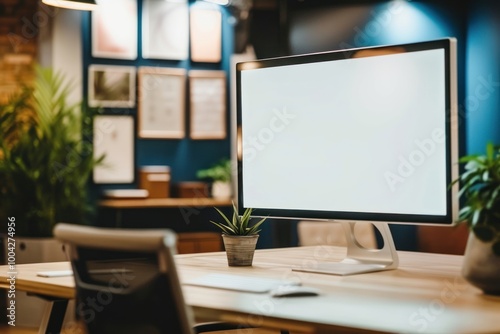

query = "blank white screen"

[240,49,447,216]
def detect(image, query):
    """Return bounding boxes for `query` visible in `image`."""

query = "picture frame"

[91,0,138,60]
[138,67,186,139]
[190,7,222,63]
[88,65,136,108]
[142,0,189,60]
[189,70,226,139]
[93,115,135,184]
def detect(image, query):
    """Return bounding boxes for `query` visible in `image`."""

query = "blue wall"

[465,0,500,154]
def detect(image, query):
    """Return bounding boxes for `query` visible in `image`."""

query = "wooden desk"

[1,247,500,334]
[98,197,232,209]
[97,197,232,227]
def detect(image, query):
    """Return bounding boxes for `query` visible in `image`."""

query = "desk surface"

[1,246,499,334]
[98,197,232,209]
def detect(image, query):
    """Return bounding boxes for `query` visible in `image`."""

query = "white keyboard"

[185,273,300,293]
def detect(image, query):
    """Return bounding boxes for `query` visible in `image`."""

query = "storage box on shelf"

[175,182,209,198]
[139,166,171,198]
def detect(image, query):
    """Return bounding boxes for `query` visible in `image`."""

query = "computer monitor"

[236,38,458,275]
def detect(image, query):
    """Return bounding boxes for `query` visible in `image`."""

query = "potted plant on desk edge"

[211,203,267,266]
[453,142,500,295]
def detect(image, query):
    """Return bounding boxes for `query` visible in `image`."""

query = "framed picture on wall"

[93,115,135,184]
[138,67,186,139]
[190,7,222,63]
[142,0,189,60]
[91,0,138,60]
[189,70,226,139]
[88,65,136,108]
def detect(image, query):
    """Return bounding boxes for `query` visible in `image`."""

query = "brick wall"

[0,0,41,105]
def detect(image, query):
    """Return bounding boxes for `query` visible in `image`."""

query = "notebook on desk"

[184,273,301,293]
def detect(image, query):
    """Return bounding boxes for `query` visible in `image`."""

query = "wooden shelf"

[98,197,233,209]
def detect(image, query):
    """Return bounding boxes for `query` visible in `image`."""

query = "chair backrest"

[54,223,195,334]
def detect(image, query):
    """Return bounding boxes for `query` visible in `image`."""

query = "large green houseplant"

[0,66,103,237]
[211,203,267,266]
[454,142,500,295]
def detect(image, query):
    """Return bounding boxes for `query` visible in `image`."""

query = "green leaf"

[213,222,232,234]
[460,175,481,194]
[491,185,500,201]
[458,206,472,219]
[486,142,495,161]
[464,159,485,171]
[240,207,253,231]
[210,221,235,235]
[459,154,481,163]
[246,217,268,235]
[214,207,234,229]
[471,209,483,226]
[231,203,243,234]
[197,158,231,182]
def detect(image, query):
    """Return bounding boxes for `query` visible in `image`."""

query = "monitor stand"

[293,221,399,276]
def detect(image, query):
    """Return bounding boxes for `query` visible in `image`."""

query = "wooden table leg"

[37,298,68,334]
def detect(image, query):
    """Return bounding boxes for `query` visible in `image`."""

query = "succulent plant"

[210,203,267,236]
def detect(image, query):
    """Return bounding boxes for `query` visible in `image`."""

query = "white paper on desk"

[37,270,73,277]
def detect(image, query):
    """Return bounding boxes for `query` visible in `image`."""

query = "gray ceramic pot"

[462,233,500,295]
[222,234,259,266]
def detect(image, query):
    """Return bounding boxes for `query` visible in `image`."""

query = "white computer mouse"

[269,285,320,298]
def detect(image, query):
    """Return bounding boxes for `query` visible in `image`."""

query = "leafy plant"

[0,66,104,237]
[210,203,267,236]
[453,142,500,256]
[197,158,232,183]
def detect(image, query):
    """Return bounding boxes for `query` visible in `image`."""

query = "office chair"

[54,223,261,334]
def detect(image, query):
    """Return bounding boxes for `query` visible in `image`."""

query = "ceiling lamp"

[42,0,98,11]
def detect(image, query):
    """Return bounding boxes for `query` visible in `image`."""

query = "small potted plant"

[211,203,267,266]
[453,142,500,295]
[197,158,232,199]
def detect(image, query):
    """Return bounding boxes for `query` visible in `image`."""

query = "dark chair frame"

[54,223,269,334]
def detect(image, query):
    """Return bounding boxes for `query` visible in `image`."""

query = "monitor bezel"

[236,38,458,226]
